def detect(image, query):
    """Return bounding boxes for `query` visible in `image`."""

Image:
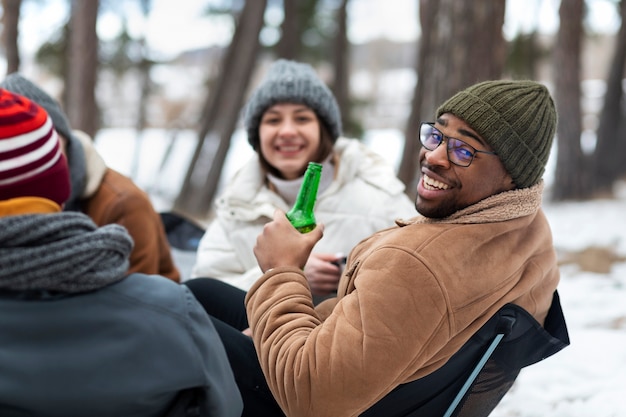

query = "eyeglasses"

[419,122,497,167]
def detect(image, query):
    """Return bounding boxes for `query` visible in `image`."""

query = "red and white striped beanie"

[0,88,70,206]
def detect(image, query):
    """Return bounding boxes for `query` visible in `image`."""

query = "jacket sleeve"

[108,188,180,282]
[245,248,451,417]
[192,218,263,291]
[182,285,244,417]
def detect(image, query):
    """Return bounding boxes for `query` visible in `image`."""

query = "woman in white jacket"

[191,59,415,297]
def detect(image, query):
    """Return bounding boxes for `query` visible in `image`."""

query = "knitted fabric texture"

[0,88,70,205]
[436,80,557,189]
[0,73,87,210]
[0,212,132,293]
[244,59,342,150]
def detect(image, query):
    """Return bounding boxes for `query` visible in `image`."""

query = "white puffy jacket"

[191,137,416,290]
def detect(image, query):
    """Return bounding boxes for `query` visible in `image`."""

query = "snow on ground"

[96,129,626,417]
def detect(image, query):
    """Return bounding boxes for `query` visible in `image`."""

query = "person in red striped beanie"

[0,87,243,416]
[0,88,70,210]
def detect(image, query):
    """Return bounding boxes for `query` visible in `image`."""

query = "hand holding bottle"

[254,209,324,273]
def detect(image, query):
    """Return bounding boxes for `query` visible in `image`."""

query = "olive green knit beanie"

[244,59,342,151]
[436,80,557,189]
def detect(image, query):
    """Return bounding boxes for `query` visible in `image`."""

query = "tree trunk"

[131,54,152,181]
[591,0,626,196]
[173,0,268,218]
[275,0,321,62]
[1,0,22,74]
[331,0,350,137]
[399,0,506,198]
[398,0,438,197]
[66,0,100,138]
[551,0,588,201]
[432,0,505,106]
[276,0,298,59]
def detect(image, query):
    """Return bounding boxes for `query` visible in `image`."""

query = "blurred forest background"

[1,0,625,222]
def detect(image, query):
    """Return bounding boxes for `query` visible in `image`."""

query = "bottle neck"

[268,156,334,206]
[292,164,321,212]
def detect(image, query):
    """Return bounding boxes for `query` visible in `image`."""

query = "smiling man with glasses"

[414,81,554,220]
[191,80,566,417]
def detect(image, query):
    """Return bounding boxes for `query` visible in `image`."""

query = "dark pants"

[184,278,285,417]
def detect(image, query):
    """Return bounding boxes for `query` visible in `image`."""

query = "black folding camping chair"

[160,212,205,252]
[361,291,569,417]
[160,212,206,281]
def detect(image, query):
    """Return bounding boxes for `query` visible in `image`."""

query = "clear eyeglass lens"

[420,124,477,167]
[448,139,474,166]
[420,125,441,150]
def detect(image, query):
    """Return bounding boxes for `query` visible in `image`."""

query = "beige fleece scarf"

[399,181,544,226]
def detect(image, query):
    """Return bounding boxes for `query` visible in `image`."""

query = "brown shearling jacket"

[82,168,180,282]
[246,182,559,417]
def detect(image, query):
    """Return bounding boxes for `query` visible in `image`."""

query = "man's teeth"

[423,174,449,190]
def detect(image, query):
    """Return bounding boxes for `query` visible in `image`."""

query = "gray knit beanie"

[244,59,342,150]
[437,80,557,189]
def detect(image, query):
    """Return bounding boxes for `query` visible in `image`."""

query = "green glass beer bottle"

[286,162,322,233]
